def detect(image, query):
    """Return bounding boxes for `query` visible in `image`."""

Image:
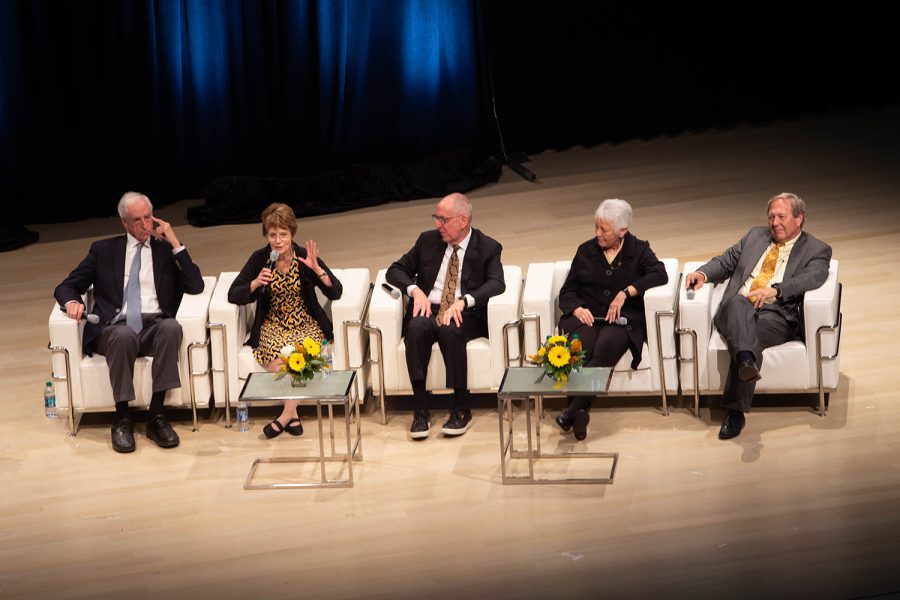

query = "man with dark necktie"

[386,193,505,440]
[684,193,832,439]
[54,192,204,452]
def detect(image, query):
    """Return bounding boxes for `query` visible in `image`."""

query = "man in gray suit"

[684,193,832,439]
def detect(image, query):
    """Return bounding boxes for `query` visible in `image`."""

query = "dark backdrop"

[1,2,897,239]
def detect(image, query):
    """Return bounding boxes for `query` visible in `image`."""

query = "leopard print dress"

[253,258,325,366]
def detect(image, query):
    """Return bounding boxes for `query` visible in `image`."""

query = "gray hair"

[594,198,632,232]
[118,192,152,219]
[768,192,806,223]
[444,192,473,220]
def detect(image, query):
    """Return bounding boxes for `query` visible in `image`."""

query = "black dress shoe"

[111,417,136,453]
[718,410,746,440]
[738,359,761,382]
[147,414,180,448]
[572,409,590,441]
[555,412,573,432]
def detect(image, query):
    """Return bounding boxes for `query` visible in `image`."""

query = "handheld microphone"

[686,282,696,300]
[264,250,278,289]
[596,316,628,326]
[381,283,401,299]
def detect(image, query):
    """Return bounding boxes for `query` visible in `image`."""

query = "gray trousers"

[95,315,183,403]
[714,295,798,413]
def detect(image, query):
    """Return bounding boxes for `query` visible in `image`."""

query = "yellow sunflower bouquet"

[275,337,330,386]
[526,333,586,388]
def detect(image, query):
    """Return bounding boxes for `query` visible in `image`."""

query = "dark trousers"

[405,304,484,392]
[558,315,631,414]
[95,315,183,403]
[714,294,797,413]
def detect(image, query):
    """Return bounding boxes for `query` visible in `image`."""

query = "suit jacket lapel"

[112,236,127,305]
[151,238,166,296]
[460,229,479,294]
[737,229,772,284]
[781,231,807,281]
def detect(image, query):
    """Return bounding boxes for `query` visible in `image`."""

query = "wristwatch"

[772,283,782,299]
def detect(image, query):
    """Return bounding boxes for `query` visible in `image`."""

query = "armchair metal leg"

[187,337,210,432]
[676,328,700,418]
[47,341,77,436]
[363,323,387,425]
[655,309,676,416]
[815,309,842,417]
[343,283,376,423]
[208,322,232,427]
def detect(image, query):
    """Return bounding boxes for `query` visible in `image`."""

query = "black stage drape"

[2,2,898,248]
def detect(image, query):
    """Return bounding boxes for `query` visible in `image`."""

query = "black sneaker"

[410,410,430,440]
[441,408,473,436]
[572,409,590,441]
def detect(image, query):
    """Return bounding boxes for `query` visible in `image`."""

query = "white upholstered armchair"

[520,259,682,414]
[365,265,524,423]
[208,268,372,426]
[47,275,217,434]
[677,259,842,416]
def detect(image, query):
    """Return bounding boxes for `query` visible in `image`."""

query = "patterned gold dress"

[253,258,325,365]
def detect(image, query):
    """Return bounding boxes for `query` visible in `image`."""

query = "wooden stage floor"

[2,106,899,599]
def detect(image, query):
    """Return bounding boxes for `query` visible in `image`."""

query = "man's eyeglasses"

[432,214,463,226]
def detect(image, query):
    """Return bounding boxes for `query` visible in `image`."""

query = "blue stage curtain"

[0,0,483,222]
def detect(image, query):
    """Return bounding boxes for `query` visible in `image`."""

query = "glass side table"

[238,370,361,489]
[498,366,618,484]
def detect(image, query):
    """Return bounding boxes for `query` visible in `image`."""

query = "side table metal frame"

[498,368,619,485]
[241,371,362,490]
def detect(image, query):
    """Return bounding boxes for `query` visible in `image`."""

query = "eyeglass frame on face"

[431,213,464,226]
[266,230,293,241]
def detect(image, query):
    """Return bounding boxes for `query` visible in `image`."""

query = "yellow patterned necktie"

[749,243,784,292]
[436,244,461,325]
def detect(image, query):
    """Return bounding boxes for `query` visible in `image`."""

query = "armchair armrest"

[48,302,85,411]
[368,269,403,392]
[488,264,523,384]
[330,268,371,379]
[521,262,556,357]
[208,272,241,405]
[677,260,714,391]
[803,259,840,380]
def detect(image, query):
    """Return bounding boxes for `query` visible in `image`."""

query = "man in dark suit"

[54,192,204,453]
[386,193,505,439]
[685,193,832,440]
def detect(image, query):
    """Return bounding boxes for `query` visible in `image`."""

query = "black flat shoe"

[718,410,746,440]
[572,409,590,441]
[555,412,572,432]
[263,419,285,439]
[285,418,303,436]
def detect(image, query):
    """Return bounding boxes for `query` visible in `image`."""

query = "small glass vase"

[290,375,306,387]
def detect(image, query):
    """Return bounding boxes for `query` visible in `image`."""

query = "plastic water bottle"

[236,401,249,432]
[44,381,58,419]
[320,343,333,378]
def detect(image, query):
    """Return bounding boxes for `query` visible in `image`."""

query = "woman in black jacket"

[228,203,343,438]
[556,199,668,440]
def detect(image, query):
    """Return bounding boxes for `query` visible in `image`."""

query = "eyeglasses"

[432,214,464,226]
[266,231,292,241]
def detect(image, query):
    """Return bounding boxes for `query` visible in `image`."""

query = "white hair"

[768,192,806,227]
[594,198,632,232]
[118,191,152,219]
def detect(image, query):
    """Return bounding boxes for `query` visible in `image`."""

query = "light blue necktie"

[125,242,143,334]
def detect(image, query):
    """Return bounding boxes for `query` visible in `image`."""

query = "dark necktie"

[436,244,461,325]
